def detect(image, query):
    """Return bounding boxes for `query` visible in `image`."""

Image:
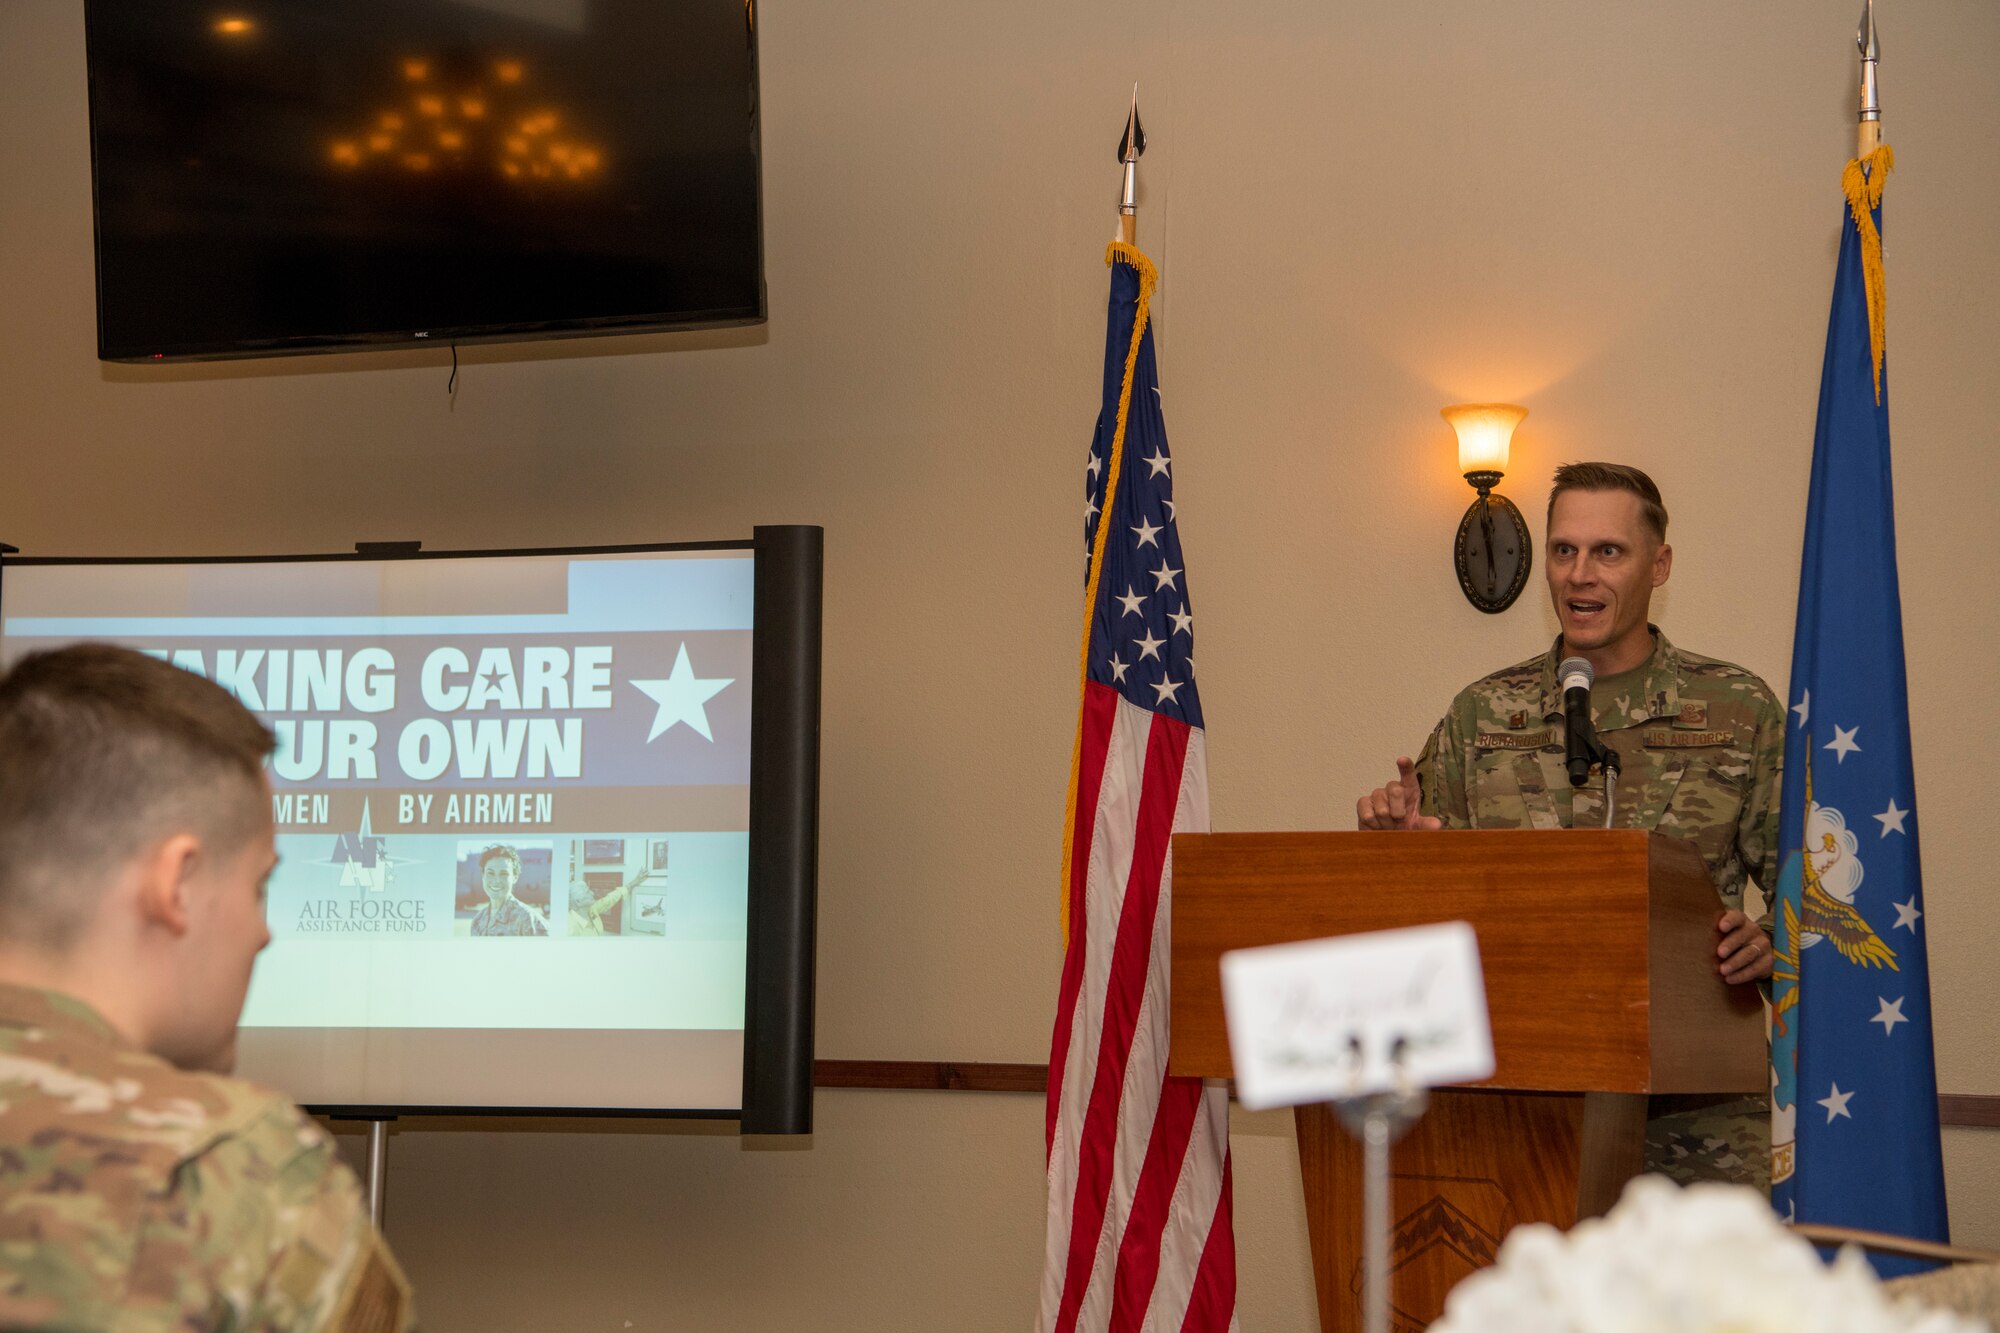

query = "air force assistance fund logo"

[300,799,428,934]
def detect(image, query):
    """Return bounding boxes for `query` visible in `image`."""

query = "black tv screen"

[84,0,764,361]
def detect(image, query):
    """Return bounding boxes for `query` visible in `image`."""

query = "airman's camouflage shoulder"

[1671,648,1782,700]
[1463,651,1551,696]
[0,1017,413,1333]
[1444,651,1552,733]
[172,1097,412,1331]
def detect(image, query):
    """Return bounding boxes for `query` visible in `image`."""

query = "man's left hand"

[1716,909,1773,984]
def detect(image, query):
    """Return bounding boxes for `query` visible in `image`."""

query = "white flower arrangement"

[1431,1175,1989,1333]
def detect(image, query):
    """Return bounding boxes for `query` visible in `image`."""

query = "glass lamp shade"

[1442,403,1528,479]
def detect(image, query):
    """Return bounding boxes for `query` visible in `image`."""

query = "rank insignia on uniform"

[1677,701,1709,728]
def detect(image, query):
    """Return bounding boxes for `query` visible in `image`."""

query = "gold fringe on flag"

[1841,143,1894,404]
[1059,242,1159,943]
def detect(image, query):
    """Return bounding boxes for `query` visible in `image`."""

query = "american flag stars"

[1082,403,1200,729]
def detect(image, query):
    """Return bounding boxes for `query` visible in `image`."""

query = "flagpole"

[1116,86,1143,246]
[1856,0,1880,158]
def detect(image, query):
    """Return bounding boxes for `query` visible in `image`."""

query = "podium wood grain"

[1168,830,1763,1330]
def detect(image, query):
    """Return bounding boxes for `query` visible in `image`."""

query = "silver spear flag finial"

[1117,85,1144,220]
[1857,0,1880,124]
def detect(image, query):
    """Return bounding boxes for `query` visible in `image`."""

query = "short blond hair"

[1547,461,1668,544]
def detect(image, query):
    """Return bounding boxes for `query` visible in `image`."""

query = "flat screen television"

[0,528,820,1130]
[84,0,764,361]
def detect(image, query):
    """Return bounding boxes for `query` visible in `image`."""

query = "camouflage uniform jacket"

[0,984,416,1332]
[468,896,546,936]
[1414,628,1785,920]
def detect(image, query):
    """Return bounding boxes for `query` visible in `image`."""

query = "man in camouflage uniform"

[1357,462,1781,1189]
[0,644,416,1330]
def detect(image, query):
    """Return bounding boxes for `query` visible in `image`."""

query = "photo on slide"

[456,840,555,938]
[564,835,672,937]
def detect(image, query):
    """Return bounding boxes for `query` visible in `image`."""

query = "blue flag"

[1769,147,1948,1276]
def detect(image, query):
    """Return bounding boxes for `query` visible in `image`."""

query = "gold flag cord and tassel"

[1842,142,1894,403]
[1058,242,1159,942]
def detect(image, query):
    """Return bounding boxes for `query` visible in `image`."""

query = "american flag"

[1037,244,1237,1333]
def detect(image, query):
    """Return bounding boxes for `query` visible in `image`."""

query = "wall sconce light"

[1442,403,1531,613]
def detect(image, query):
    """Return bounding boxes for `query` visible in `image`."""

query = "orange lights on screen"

[213,17,254,37]
[328,54,601,184]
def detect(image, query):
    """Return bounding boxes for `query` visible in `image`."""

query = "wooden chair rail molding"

[811,1062,2000,1128]
[1789,1224,2000,1266]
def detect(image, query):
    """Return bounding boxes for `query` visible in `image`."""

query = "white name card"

[1218,921,1494,1111]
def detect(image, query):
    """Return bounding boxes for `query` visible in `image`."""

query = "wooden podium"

[1167,830,1763,1332]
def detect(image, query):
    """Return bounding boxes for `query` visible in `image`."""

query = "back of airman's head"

[0,644,275,952]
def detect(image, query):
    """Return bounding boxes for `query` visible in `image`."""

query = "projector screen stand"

[332,1114,398,1227]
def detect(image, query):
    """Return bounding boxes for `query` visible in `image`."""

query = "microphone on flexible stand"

[1559,656,1597,787]
[1558,655,1622,826]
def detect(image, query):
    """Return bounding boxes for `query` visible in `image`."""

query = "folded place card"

[1218,920,1494,1111]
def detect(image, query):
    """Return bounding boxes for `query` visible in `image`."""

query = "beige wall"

[4,0,1997,1327]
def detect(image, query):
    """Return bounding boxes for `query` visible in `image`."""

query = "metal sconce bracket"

[1454,477,1531,614]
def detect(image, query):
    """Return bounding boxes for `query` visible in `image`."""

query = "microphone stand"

[1596,741,1621,829]
[1566,719,1623,830]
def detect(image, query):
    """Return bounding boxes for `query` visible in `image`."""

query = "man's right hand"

[1356,756,1443,831]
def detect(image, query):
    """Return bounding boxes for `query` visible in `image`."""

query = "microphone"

[1558,656,1596,787]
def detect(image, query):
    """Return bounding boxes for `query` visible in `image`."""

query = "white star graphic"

[629,644,734,742]
[1115,586,1146,618]
[1892,897,1922,932]
[1168,604,1193,637]
[1824,725,1861,763]
[1163,499,1177,521]
[1086,453,1102,479]
[1133,630,1165,662]
[1817,1083,1854,1123]
[1870,996,1908,1035]
[1874,798,1909,837]
[1151,675,1184,706]
[1107,653,1129,684]
[1131,516,1162,548]
[1792,690,1811,727]
[1143,449,1170,478]
[1085,495,1100,524]
[1150,559,1182,592]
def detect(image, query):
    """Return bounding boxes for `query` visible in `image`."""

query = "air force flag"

[1769,146,1949,1276]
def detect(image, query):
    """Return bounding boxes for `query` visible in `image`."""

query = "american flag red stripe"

[1047,680,1119,1150]
[1048,701,1187,1333]
[1108,1069,1200,1330]
[1039,242,1235,1333]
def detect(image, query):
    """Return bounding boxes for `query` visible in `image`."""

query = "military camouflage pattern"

[468,895,548,936]
[1414,628,1785,920]
[1413,629,1784,1188]
[0,984,416,1331]
[1646,1096,1772,1190]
